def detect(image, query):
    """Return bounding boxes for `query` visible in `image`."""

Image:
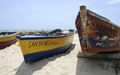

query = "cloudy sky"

[0,0,120,30]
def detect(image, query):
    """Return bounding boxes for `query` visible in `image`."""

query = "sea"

[0,28,75,32]
[0,29,51,32]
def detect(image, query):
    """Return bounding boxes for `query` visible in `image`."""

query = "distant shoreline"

[0,29,76,32]
[0,29,50,32]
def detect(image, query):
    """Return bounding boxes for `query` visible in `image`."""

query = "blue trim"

[23,43,72,63]
[80,38,119,49]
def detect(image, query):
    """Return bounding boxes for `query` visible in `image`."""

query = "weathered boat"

[75,6,120,52]
[16,29,75,63]
[0,32,18,49]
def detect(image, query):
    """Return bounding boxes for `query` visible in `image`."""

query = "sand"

[0,34,120,75]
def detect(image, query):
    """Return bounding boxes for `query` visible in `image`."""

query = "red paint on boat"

[0,39,17,49]
[75,6,120,52]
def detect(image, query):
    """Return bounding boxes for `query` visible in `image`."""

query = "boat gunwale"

[75,8,120,29]
[87,9,120,29]
[0,32,18,38]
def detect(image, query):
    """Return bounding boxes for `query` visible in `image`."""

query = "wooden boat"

[16,29,75,63]
[75,6,120,52]
[0,32,18,49]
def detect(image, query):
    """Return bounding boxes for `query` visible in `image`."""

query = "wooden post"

[80,6,89,49]
[6,31,8,36]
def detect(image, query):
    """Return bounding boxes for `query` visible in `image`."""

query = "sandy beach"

[0,34,120,75]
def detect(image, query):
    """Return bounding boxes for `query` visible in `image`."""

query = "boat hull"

[75,6,120,52]
[0,39,17,49]
[0,32,18,49]
[17,33,74,63]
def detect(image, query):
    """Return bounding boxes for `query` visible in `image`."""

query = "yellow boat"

[16,29,75,63]
[0,32,18,49]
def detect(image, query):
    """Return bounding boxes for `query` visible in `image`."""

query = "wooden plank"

[77,51,120,60]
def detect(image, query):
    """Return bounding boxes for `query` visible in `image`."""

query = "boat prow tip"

[16,36,21,39]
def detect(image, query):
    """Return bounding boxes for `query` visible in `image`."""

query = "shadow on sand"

[15,44,76,75]
[76,58,117,75]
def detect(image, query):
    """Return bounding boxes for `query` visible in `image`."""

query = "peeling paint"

[75,6,120,52]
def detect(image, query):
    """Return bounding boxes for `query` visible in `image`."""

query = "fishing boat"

[0,32,18,49]
[75,6,120,53]
[16,29,75,63]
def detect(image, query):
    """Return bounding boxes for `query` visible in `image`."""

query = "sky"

[0,0,120,30]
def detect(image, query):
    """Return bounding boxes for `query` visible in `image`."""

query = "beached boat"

[75,6,120,52]
[16,29,75,63]
[0,32,18,49]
